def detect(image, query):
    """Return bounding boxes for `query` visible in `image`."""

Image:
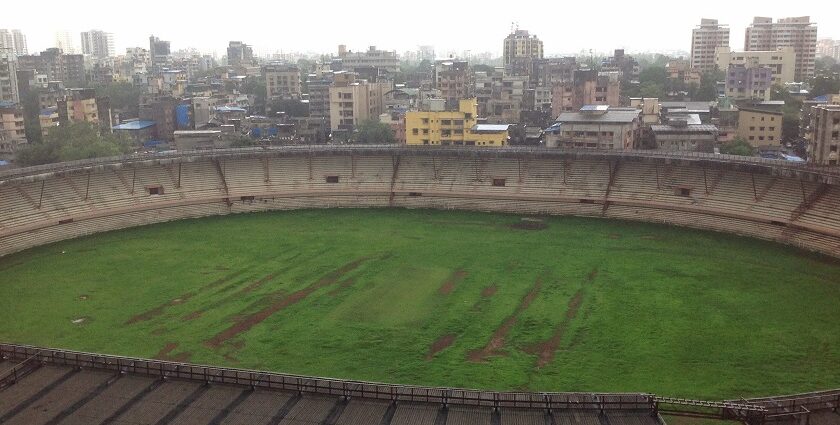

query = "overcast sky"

[2,0,838,58]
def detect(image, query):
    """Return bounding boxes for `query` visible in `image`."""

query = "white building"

[81,30,115,59]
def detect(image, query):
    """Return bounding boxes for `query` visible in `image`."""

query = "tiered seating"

[2,150,840,258]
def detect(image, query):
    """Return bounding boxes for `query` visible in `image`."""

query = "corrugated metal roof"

[112,120,156,130]
[472,124,511,132]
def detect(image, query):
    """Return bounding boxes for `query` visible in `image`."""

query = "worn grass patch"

[1,208,839,400]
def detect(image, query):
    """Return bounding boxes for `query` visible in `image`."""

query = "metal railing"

[0,343,654,411]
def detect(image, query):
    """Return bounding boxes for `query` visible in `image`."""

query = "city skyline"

[2,0,839,58]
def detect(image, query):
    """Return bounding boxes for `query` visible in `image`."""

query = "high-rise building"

[745,16,818,81]
[691,19,730,73]
[0,50,19,104]
[227,41,253,67]
[0,29,27,56]
[80,30,115,59]
[503,30,543,76]
[149,35,171,73]
[55,31,78,54]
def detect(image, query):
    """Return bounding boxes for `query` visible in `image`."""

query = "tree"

[267,99,309,118]
[93,82,144,117]
[809,76,840,98]
[719,137,755,156]
[16,122,132,166]
[694,70,724,101]
[352,119,395,144]
[639,81,665,99]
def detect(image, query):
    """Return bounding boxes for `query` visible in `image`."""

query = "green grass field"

[1,209,839,400]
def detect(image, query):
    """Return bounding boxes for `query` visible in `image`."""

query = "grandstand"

[1,146,840,425]
[1,146,839,258]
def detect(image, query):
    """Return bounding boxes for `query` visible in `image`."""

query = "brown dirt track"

[467,280,542,362]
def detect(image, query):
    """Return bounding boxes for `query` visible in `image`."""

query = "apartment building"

[227,41,253,67]
[531,57,577,88]
[149,35,171,73]
[600,49,640,82]
[17,48,85,83]
[0,51,19,104]
[80,30,115,59]
[545,105,641,150]
[474,70,527,124]
[405,98,509,147]
[0,30,27,56]
[328,72,392,131]
[817,39,840,60]
[691,19,730,73]
[808,105,840,166]
[263,64,301,100]
[503,30,543,76]
[736,107,783,148]
[724,65,773,101]
[39,107,59,137]
[715,46,796,86]
[665,60,702,86]
[336,45,399,74]
[744,16,818,81]
[551,70,620,118]
[57,88,112,129]
[434,60,473,110]
[0,105,26,156]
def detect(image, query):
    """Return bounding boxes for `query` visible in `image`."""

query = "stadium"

[0,145,839,425]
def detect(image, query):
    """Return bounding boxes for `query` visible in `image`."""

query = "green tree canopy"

[93,82,145,116]
[719,137,755,157]
[352,119,395,144]
[16,122,132,166]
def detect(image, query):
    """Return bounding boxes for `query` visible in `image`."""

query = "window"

[147,186,163,196]
[240,196,255,202]
[492,178,506,187]
[422,118,429,124]
[830,145,838,152]
[759,127,765,131]
[750,126,755,131]
[749,136,755,141]
[325,176,339,183]
[677,187,691,197]
[769,127,775,131]
[412,128,419,135]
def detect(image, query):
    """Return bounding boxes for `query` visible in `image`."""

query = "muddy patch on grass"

[327,278,356,296]
[438,270,468,295]
[125,293,195,325]
[154,342,192,362]
[467,279,542,362]
[205,258,369,348]
[481,285,498,298]
[525,289,585,368]
[125,270,247,325]
[586,268,599,283]
[151,327,167,336]
[183,311,203,321]
[426,334,457,360]
[641,235,664,241]
[240,274,276,294]
[608,233,622,239]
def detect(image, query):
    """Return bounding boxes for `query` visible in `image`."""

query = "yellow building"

[405,98,509,147]
[736,108,783,148]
